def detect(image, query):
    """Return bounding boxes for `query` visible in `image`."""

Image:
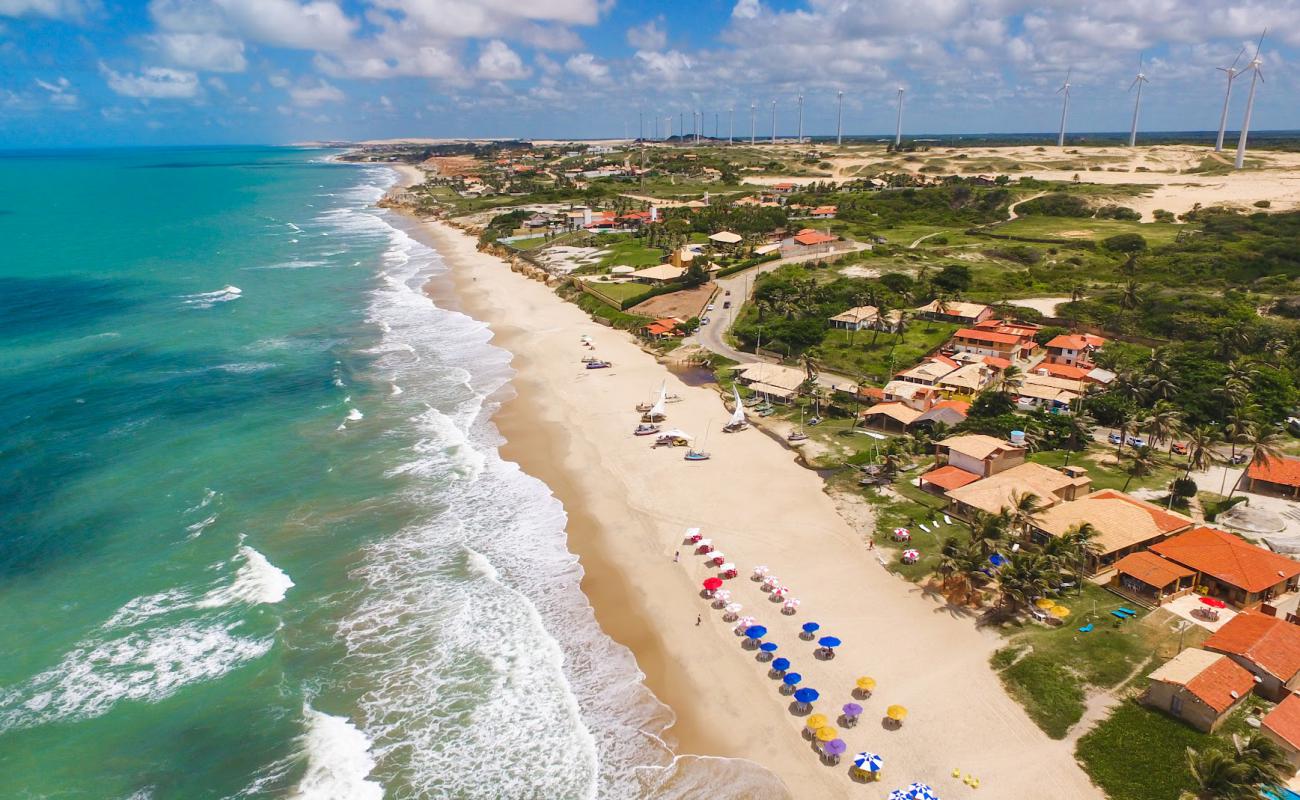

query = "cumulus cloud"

[0,0,95,20]
[565,52,608,82]
[475,39,529,80]
[34,76,77,107]
[147,31,246,71]
[626,17,665,51]
[148,0,355,51]
[100,63,200,98]
[289,79,344,106]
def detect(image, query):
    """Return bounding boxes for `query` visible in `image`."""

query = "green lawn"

[583,280,651,305]
[818,321,958,385]
[1076,701,1208,800]
[993,216,1186,246]
[506,234,550,250]
[1027,446,1184,494]
[595,238,665,269]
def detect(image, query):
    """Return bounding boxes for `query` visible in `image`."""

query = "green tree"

[1185,746,1255,800]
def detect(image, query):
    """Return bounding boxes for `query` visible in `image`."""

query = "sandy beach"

[408,217,1105,799]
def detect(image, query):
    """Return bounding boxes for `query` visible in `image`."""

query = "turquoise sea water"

[0,147,722,799]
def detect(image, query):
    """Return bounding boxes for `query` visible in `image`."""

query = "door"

[1170,694,1183,716]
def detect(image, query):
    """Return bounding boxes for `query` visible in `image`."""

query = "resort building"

[894,355,960,386]
[1203,612,1300,701]
[943,461,1092,517]
[880,380,939,411]
[733,363,808,405]
[1142,648,1256,732]
[1014,373,1084,414]
[936,361,997,399]
[1044,333,1105,368]
[1244,454,1300,499]
[828,306,880,332]
[1111,552,1196,606]
[1029,489,1195,574]
[785,228,839,255]
[809,205,838,219]
[1262,694,1300,770]
[628,264,686,285]
[1149,527,1300,608]
[641,318,684,340]
[860,402,924,433]
[912,400,970,430]
[914,300,993,325]
[707,230,744,247]
[934,434,1026,478]
[948,327,1032,362]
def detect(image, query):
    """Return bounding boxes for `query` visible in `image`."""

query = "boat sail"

[644,380,668,422]
[725,386,747,431]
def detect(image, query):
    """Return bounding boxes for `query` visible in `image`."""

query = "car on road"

[724,290,731,296]
[1231,453,1249,465]
[707,303,715,311]
[1171,441,1188,455]
[1108,432,1122,445]
[723,301,731,309]
[1126,436,1146,448]
[700,317,709,325]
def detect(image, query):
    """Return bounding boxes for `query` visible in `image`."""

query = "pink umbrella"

[752,566,769,579]
[783,598,801,611]
[901,549,920,564]
[713,589,732,603]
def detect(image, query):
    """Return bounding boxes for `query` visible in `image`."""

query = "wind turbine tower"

[770,99,777,144]
[1234,30,1267,170]
[750,102,756,144]
[1127,56,1149,147]
[1056,69,1071,147]
[836,90,844,146]
[1214,48,1246,152]
[729,106,734,145]
[796,94,804,143]
[894,87,905,147]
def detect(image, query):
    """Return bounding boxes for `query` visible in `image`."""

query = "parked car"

[723,301,731,309]
[707,303,715,311]
[1288,416,1300,435]
[1231,453,1249,465]
[1171,441,1188,455]
[724,290,731,296]
[700,317,709,325]
[1107,432,1122,445]
[1126,436,1146,448]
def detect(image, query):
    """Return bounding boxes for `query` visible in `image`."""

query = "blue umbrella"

[801,622,820,633]
[888,792,908,800]
[782,672,803,686]
[770,657,790,672]
[852,752,883,773]
[793,687,819,704]
[989,552,1006,567]
[906,783,938,800]
[759,642,778,652]
[744,625,768,639]
[818,636,842,648]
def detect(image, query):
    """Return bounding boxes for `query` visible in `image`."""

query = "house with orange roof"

[1203,612,1300,700]
[1244,454,1300,499]
[935,434,1027,478]
[1045,332,1105,368]
[640,318,684,339]
[1111,551,1196,606]
[1149,526,1300,608]
[1030,489,1195,574]
[771,182,797,193]
[948,327,1029,362]
[810,205,838,219]
[1262,693,1300,769]
[860,402,924,433]
[1142,648,1256,732]
[914,299,993,325]
[790,228,838,248]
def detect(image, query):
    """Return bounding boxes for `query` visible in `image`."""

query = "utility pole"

[796,94,803,143]
[638,109,643,141]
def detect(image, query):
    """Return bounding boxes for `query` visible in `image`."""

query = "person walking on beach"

[673,550,680,562]
[695,614,701,626]
[869,536,875,550]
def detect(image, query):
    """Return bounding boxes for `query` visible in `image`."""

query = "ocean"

[0,147,753,799]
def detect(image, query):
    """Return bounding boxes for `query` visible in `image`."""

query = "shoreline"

[397,209,1106,798]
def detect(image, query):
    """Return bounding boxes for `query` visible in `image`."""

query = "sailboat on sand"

[685,422,712,461]
[723,386,748,432]
[641,381,668,423]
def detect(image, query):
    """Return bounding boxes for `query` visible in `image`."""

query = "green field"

[594,237,665,269]
[817,320,958,385]
[582,280,650,305]
[992,216,1186,245]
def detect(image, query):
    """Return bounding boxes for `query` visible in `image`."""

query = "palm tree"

[1119,280,1142,311]
[1185,746,1255,800]
[1183,425,1220,477]
[969,510,1011,557]
[1230,425,1286,500]
[1143,403,1184,454]
[1069,284,1087,303]
[1233,731,1292,787]
[997,551,1052,612]
[937,536,964,589]
[1007,490,1045,540]
[1224,410,1257,462]
[1065,522,1102,587]
[998,364,1024,397]
[1062,411,1096,464]
[1122,445,1158,491]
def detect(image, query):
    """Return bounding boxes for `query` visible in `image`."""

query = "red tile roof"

[811,205,838,215]
[983,356,1012,370]
[1151,527,1300,594]
[1204,613,1300,681]
[931,399,972,414]
[1114,551,1194,588]
[793,230,837,246]
[1038,362,1091,380]
[920,464,982,491]
[858,386,885,400]
[1247,455,1300,489]
[1264,693,1300,749]
[954,328,1021,345]
[1046,333,1105,350]
[1184,655,1257,713]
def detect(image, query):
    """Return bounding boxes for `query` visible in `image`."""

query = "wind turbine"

[796,93,804,144]
[1234,30,1266,169]
[894,87,905,147]
[750,102,756,144]
[1056,68,1072,147]
[836,90,844,146]
[1214,47,1246,153]
[770,99,777,144]
[1127,55,1149,147]
[729,106,734,145]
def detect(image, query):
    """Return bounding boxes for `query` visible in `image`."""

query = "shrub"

[932,264,973,292]
[1095,205,1141,221]
[1101,233,1148,254]
[1171,477,1198,498]
[986,245,1043,265]
[1015,193,1092,217]
[1152,209,1175,223]
[1255,200,1272,208]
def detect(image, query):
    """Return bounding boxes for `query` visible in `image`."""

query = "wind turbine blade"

[1254,29,1267,59]
[1129,77,1139,91]
[1230,46,1246,71]
[1257,68,1265,83]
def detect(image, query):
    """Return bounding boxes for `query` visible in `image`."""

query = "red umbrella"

[1200,597,1226,609]
[703,577,723,591]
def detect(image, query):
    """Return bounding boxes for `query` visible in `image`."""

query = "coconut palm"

[1233,731,1292,787]
[997,551,1052,612]
[1119,280,1142,311]
[1224,409,1257,462]
[998,364,1024,397]
[1185,746,1255,800]
[1070,284,1087,303]
[970,510,1011,557]
[1065,522,1103,585]
[1143,403,1184,454]
[1007,490,1045,539]
[1122,445,1159,491]
[1183,425,1220,477]
[1230,425,1287,500]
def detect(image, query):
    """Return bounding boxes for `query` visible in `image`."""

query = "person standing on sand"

[673,550,680,562]
[869,537,875,550]
[696,614,701,626]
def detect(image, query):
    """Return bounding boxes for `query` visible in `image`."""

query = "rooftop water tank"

[1009,430,1026,445]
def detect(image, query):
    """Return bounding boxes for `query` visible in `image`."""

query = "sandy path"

[414,219,1104,799]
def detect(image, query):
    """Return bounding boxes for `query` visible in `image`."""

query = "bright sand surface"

[413,218,1104,799]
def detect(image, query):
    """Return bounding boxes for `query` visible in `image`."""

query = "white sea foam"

[346,408,364,421]
[186,488,218,513]
[246,259,328,271]
[182,285,243,309]
[287,705,383,800]
[389,383,403,396]
[198,546,295,608]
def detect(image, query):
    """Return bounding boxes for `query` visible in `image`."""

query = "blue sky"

[2,0,1298,146]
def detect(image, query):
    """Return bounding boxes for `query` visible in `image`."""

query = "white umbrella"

[714,589,732,603]
[752,565,769,578]
[784,598,801,610]
[720,562,736,572]
[696,538,712,548]
[709,551,726,561]
[725,603,743,614]
[772,586,788,598]
[762,576,780,589]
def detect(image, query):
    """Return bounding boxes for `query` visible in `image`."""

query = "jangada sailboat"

[641,380,668,422]
[685,422,712,461]
[788,409,809,442]
[723,386,748,432]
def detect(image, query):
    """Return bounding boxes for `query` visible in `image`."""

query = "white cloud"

[100,63,200,98]
[34,76,78,107]
[0,0,95,20]
[475,39,529,80]
[626,17,665,51]
[149,0,356,51]
[565,52,608,82]
[289,79,344,106]
[148,32,246,72]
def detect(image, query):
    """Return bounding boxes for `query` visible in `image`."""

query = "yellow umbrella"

[1050,605,1070,618]
[815,726,839,742]
[1035,598,1056,610]
[886,705,908,722]
[856,676,876,692]
[805,714,829,730]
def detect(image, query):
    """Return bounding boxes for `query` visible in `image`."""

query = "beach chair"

[1077,624,1094,633]
[919,524,931,533]
[1110,610,1127,621]
[1118,607,1137,617]
[943,514,953,525]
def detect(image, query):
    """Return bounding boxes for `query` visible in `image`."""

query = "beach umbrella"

[815,726,838,742]
[842,702,863,717]
[714,589,732,603]
[853,752,884,773]
[709,552,726,564]
[893,527,909,538]
[802,622,820,634]
[752,565,769,578]
[901,549,920,563]
[735,616,755,629]
[782,672,803,686]
[720,562,736,572]
[817,636,842,648]
[1050,605,1070,618]
[724,602,742,614]
[886,705,908,722]
[989,552,1006,567]
[906,782,938,800]
[1035,598,1056,610]
[759,642,778,653]
[783,598,800,610]
[806,713,828,729]
[888,791,908,800]
[793,688,819,704]
[856,676,877,692]
[822,738,847,757]
[703,577,723,591]
[770,657,790,672]
[744,625,768,639]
